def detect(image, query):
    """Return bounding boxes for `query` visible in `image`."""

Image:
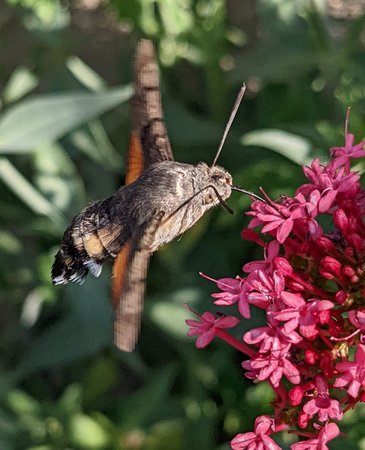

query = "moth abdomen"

[52,199,125,285]
[52,214,90,285]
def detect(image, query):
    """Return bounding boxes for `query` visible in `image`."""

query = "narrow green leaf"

[0,230,21,254]
[7,390,40,415]
[0,158,64,225]
[33,144,86,213]
[88,121,122,170]
[0,85,132,152]
[2,66,38,104]
[69,123,122,173]
[67,56,106,92]
[241,129,312,165]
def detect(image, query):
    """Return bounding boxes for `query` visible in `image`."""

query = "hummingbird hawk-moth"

[52,39,247,352]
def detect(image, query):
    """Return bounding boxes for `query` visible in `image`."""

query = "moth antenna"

[345,106,351,138]
[212,83,246,167]
[232,186,268,203]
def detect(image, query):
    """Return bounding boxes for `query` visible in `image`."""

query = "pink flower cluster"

[186,130,365,449]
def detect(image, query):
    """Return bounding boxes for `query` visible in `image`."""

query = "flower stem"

[215,328,256,357]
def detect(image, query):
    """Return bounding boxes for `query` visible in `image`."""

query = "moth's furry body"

[52,39,234,351]
[52,161,232,285]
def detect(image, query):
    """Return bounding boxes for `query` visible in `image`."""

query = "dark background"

[1,1,365,449]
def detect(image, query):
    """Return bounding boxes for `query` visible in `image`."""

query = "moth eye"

[211,174,224,184]
[204,192,215,204]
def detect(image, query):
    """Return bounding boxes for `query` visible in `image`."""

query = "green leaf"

[0,230,21,254]
[70,414,109,449]
[71,414,109,449]
[58,384,82,415]
[0,85,132,152]
[159,0,193,36]
[14,277,112,378]
[241,129,312,165]
[0,158,65,226]
[120,367,176,428]
[82,358,119,405]
[67,56,106,92]
[33,144,86,213]
[7,390,40,415]
[18,0,70,32]
[70,121,123,172]
[145,419,183,450]
[149,288,201,339]
[2,66,38,104]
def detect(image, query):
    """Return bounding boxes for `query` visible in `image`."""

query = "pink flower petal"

[277,219,293,243]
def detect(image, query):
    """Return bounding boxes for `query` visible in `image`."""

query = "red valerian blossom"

[186,310,239,348]
[242,342,301,387]
[302,376,343,422]
[291,423,340,450]
[231,415,284,450]
[185,129,365,448]
[333,344,365,397]
[273,295,334,340]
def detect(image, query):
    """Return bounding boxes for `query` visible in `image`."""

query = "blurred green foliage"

[1,0,365,449]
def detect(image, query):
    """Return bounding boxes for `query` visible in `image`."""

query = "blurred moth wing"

[112,40,174,351]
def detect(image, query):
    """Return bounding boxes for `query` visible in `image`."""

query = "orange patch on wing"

[112,241,132,308]
[126,132,144,184]
[110,132,144,307]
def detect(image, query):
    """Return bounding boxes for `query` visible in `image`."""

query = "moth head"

[198,163,232,206]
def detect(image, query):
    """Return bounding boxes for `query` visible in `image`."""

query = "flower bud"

[319,269,335,280]
[348,233,364,249]
[298,411,309,429]
[342,265,355,277]
[333,208,349,233]
[304,349,318,365]
[286,280,305,292]
[335,290,347,305]
[273,257,293,275]
[289,386,304,406]
[316,236,336,252]
[321,256,342,277]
